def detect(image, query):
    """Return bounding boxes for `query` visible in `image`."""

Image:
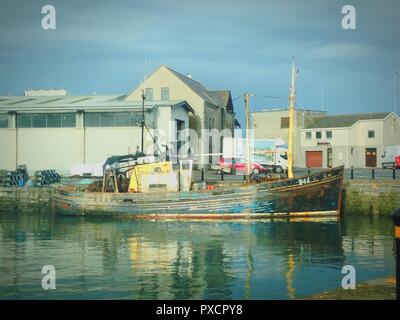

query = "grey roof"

[166,67,232,109]
[0,94,193,113]
[305,112,392,128]
[205,90,233,109]
[166,67,214,105]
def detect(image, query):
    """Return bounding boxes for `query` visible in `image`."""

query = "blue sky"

[1,0,399,125]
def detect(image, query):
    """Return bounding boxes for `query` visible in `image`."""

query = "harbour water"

[0,212,395,300]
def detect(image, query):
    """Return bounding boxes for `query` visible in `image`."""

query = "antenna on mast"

[287,56,297,179]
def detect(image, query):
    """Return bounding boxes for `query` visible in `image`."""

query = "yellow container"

[128,161,173,192]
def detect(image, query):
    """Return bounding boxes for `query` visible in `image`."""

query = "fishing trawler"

[52,60,344,219]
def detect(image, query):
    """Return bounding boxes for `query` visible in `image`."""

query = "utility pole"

[396,72,398,115]
[245,92,251,183]
[287,58,296,179]
[141,89,145,154]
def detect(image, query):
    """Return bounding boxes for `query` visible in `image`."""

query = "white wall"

[1,126,154,175]
[84,127,154,165]
[0,129,17,170]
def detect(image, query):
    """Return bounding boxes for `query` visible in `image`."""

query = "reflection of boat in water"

[52,58,344,219]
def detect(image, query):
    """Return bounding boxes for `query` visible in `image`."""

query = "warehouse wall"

[84,127,154,164]
[0,127,154,175]
[0,129,17,170]
[17,128,77,174]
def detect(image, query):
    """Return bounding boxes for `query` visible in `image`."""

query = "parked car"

[381,145,400,169]
[382,154,400,169]
[215,157,267,175]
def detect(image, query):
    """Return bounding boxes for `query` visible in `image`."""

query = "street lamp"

[396,72,398,115]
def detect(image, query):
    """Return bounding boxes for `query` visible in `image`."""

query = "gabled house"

[125,65,236,166]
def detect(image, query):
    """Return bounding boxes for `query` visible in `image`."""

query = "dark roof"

[205,90,232,109]
[166,67,215,104]
[305,112,392,128]
[166,67,233,109]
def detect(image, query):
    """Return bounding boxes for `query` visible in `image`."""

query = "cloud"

[309,42,379,59]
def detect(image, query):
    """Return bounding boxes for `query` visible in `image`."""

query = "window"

[0,114,8,128]
[368,130,375,138]
[100,113,115,127]
[84,112,149,128]
[280,117,289,129]
[326,131,332,139]
[145,88,153,101]
[16,113,76,128]
[306,132,312,139]
[115,113,130,126]
[316,131,322,139]
[84,113,100,127]
[17,115,32,128]
[32,114,46,128]
[47,114,62,127]
[129,112,141,127]
[61,114,76,127]
[161,87,170,101]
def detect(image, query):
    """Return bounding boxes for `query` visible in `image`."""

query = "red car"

[217,157,267,175]
[396,155,400,168]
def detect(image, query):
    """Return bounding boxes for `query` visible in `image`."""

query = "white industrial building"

[0,93,193,174]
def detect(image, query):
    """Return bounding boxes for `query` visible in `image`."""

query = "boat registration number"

[298,177,311,185]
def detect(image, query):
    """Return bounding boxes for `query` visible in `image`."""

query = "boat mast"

[141,60,147,154]
[245,92,251,183]
[288,58,296,179]
[141,89,145,154]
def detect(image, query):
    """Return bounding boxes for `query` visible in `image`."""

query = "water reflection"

[0,213,395,299]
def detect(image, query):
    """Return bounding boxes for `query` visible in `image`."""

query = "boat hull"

[52,167,344,219]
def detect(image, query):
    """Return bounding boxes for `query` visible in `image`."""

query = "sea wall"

[0,186,53,213]
[343,179,400,215]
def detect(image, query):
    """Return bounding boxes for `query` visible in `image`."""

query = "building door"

[306,151,323,168]
[365,148,377,167]
[327,148,333,168]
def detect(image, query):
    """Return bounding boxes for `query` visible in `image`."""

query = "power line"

[253,94,283,99]
[232,93,245,102]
